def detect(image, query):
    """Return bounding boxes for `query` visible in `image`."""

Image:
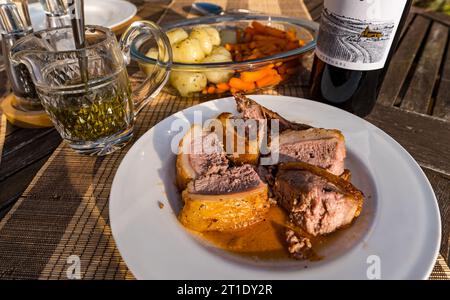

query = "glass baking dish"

[131,14,319,97]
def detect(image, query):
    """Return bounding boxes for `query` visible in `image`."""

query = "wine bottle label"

[316,0,407,71]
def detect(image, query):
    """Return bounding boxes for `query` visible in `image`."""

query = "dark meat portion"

[273,162,364,236]
[234,93,311,132]
[276,129,346,176]
[188,164,263,195]
[187,131,228,176]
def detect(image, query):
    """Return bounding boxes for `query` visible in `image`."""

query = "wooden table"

[0,0,449,274]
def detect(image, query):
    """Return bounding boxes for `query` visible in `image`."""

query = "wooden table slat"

[366,105,450,177]
[378,15,431,106]
[421,9,450,27]
[432,37,450,120]
[400,12,416,40]
[0,130,61,182]
[422,167,450,260]
[400,22,449,114]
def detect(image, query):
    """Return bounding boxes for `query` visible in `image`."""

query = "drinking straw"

[67,0,88,84]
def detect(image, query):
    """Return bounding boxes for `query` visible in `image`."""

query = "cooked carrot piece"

[240,66,276,83]
[286,29,297,42]
[264,26,286,39]
[207,86,216,94]
[216,82,230,91]
[248,41,265,49]
[252,35,282,41]
[244,26,257,36]
[251,21,286,39]
[229,77,256,91]
[251,21,266,33]
[256,73,282,88]
[240,44,250,52]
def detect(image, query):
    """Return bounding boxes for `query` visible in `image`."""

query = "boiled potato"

[141,48,159,75]
[211,46,232,59]
[189,28,213,55]
[202,54,234,84]
[145,48,158,60]
[170,71,207,96]
[172,38,205,63]
[195,25,220,46]
[166,28,188,45]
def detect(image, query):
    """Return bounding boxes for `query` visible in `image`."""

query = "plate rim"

[29,0,137,30]
[110,95,441,280]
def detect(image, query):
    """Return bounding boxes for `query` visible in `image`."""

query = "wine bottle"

[310,0,412,117]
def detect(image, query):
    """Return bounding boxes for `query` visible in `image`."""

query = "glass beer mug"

[11,21,172,155]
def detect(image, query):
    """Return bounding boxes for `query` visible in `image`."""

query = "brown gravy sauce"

[193,205,347,261]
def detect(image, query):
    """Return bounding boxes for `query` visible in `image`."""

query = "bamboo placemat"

[0,113,6,166]
[0,0,448,280]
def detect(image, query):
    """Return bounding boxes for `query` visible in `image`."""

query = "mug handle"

[119,21,172,116]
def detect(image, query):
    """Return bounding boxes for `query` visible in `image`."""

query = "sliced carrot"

[256,73,282,88]
[215,88,228,94]
[248,40,265,49]
[264,27,286,39]
[207,86,216,94]
[244,26,257,36]
[286,29,297,42]
[251,21,286,39]
[259,44,279,55]
[240,43,250,52]
[243,32,253,43]
[252,34,285,43]
[229,77,256,91]
[230,87,239,94]
[251,21,267,33]
[240,66,276,83]
[216,82,230,91]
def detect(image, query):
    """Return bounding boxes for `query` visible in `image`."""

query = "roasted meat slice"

[273,162,363,236]
[176,125,228,190]
[273,128,346,175]
[217,112,260,165]
[179,165,269,232]
[234,93,311,132]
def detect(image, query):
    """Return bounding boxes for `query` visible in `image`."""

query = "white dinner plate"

[29,0,137,31]
[110,95,441,279]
